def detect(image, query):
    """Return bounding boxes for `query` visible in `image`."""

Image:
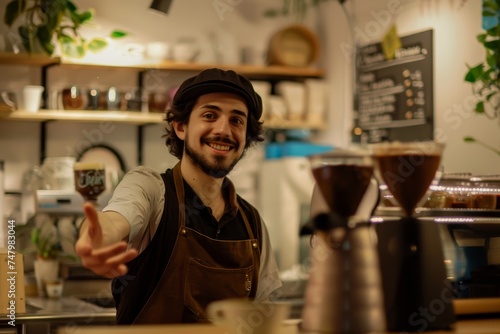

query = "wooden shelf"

[0,52,60,67]
[0,52,324,78]
[0,110,164,124]
[1,52,326,165]
[264,118,325,130]
[57,60,325,78]
[0,109,324,130]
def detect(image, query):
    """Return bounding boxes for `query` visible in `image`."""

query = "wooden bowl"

[267,24,320,67]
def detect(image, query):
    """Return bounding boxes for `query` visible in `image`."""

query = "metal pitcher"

[300,213,386,333]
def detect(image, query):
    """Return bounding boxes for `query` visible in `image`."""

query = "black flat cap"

[173,68,263,120]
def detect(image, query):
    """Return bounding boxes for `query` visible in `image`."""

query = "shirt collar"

[183,177,239,217]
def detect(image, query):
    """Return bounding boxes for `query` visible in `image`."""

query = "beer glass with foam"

[74,162,106,206]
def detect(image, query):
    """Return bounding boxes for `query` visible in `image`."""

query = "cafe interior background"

[0,0,498,274]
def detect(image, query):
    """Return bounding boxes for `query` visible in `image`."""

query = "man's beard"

[184,134,243,178]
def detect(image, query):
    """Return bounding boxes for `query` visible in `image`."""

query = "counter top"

[62,318,500,334]
[3,297,499,330]
[0,296,115,323]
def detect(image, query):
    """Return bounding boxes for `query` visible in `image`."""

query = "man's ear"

[173,121,186,140]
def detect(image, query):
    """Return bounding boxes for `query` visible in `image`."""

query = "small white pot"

[33,258,59,297]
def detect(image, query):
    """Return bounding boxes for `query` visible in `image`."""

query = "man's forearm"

[79,211,131,246]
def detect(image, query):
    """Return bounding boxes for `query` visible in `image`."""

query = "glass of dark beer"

[74,162,106,206]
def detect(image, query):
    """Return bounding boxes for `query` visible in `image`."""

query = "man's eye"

[232,118,244,125]
[203,113,215,119]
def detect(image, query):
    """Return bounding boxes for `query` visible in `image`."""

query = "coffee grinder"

[370,141,456,332]
[300,149,386,333]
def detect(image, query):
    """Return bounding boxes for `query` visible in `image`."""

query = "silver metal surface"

[0,296,115,323]
[35,190,112,215]
[301,225,386,333]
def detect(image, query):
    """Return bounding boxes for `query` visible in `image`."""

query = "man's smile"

[203,136,238,153]
[207,143,232,151]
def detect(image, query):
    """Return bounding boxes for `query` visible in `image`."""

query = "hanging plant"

[463,0,500,156]
[3,0,128,58]
[464,0,500,119]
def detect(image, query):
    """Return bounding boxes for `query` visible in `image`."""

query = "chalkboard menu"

[354,29,434,143]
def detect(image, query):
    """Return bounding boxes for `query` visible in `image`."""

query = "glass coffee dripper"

[73,162,106,207]
[370,141,445,218]
[368,141,455,331]
[308,149,374,225]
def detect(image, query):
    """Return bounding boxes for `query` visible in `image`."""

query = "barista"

[75,68,282,324]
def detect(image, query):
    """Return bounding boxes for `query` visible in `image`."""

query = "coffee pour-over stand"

[300,150,386,333]
[370,141,456,332]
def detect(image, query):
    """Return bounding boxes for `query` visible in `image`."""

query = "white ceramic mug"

[173,40,198,62]
[145,42,170,61]
[23,85,44,112]
[207,298,290,334]
[45,279,64,299]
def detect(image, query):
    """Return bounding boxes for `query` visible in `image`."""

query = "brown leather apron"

[133,163,261,323]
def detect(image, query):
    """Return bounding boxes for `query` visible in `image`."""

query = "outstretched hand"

[75,202,138,278]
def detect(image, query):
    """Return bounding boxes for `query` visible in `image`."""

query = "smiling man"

[75,68,282,325]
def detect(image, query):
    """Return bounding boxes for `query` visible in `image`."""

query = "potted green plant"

[30,223,62,260]
[29,219,61,296]
[464,0,500,156]
[3,0,127,58]
[25,219,76,296]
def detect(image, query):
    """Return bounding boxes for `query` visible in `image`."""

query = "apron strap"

[237,199,260,298]
[239,202,255,240]
[172,162,186,228]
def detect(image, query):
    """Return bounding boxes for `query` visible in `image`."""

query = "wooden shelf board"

[233,64,324,78]
[264,118,325,130]
[0,110,324,130]
[53,59,324,78]
[150,62,325,78]
[0,110,164,124]
[1,52,324,78]
[57,60,155,71]
[0,52,59,67]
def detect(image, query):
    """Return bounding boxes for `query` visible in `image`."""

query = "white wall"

[313,0,499,175]
[1,0,498,191]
